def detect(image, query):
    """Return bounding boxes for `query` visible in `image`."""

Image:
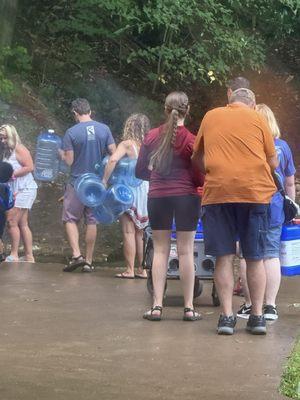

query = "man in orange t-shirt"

[192,88,278,336]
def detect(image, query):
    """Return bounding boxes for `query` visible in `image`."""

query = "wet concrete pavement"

[0,262,299,400]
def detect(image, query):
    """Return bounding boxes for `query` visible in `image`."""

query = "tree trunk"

[0,0,18,47]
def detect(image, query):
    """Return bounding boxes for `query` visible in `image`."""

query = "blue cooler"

[280,222,300,276]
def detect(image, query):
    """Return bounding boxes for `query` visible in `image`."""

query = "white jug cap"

[48,129,55,133]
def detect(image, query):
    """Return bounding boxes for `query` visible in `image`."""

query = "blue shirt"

[270,138,296,227]
[63,120,115,184]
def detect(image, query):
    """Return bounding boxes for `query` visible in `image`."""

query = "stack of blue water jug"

[74,172,135,224]
[74,156,140,224]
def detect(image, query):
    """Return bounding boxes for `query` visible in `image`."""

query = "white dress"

[6,151,38,209]
[125,144,149,229]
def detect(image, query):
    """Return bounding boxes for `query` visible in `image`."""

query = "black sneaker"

[217,315,237,335]
[246,314,267,335]
[264,304,278,321]
[237,303,252,319]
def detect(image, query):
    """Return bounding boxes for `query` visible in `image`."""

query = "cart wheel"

[212,282,220,307]
[193,277,203,298]
[146,271,167,297]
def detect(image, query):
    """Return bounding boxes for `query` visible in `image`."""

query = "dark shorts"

[62,184,98,225]
[0,210,6,238]
[201,203,269,260]
[148,195,200,231]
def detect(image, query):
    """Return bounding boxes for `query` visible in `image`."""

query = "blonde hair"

[121,113,150,143]
[150,91,189,175]
[256,104,281,138]
[0,124,22,157]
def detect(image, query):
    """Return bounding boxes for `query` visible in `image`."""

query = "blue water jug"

[74,173,106,208]
[95,156,142,187]
[116,157,142,187]
[92,204,116,224]
[280,222,300,276]
[103,184,134,216]
[34,129,62,181]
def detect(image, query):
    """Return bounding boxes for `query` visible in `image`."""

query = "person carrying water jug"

[102,113,150,279]
[59,98,116,272]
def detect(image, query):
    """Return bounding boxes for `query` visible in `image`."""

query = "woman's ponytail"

[150,92,188,175]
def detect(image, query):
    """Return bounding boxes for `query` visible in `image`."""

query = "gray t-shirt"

[63,120,115,184]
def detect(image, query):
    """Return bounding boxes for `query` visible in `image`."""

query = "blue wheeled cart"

[142,221,220,306]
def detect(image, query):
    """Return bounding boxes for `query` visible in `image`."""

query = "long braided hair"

[150,92,189,175]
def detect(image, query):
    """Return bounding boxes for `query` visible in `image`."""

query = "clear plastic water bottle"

[74,173,107,208]
[34,129,62,181]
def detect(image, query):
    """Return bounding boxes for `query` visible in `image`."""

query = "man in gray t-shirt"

[60,98,116,272]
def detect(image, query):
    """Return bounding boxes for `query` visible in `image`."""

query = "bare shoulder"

[15,143,30,155]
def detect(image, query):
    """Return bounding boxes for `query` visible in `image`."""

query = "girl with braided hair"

[102,113,150,279]
[136,92,204,321]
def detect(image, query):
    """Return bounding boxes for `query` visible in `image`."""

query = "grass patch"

[280,337,300,399]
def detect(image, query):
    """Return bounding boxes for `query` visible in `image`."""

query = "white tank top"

[6,150,38,192]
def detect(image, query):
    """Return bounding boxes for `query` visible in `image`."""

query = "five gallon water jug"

[280,222,300,276]
[95,156,142,187]
[92,204,116,224]
[103,184,134,216]
[74,173,106,208]
[34,129,62,181]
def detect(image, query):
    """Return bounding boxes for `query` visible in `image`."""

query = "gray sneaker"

[217,315,237,335]
[246,315,267,335]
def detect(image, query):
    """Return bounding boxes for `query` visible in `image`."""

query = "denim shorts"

[201,203,270,260]
[62,184,98,225]
[263,224,282,258]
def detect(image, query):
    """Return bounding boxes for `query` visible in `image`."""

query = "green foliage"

[0,45,31,98]
[12,0,300,100]
[280,338,300,399]
[14,1,295,91]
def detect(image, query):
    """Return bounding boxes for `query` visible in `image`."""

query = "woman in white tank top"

[0,124,37,262]
[102,114,150,279]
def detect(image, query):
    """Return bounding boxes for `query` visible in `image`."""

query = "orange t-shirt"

[193,103,277,205]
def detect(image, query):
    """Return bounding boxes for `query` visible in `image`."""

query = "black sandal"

[143,306,163,321]
[82,262,93,273]
[63,255,86,272]
[183,307,202,321]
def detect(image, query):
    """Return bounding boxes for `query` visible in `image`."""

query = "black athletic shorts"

[148,195,200,231]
